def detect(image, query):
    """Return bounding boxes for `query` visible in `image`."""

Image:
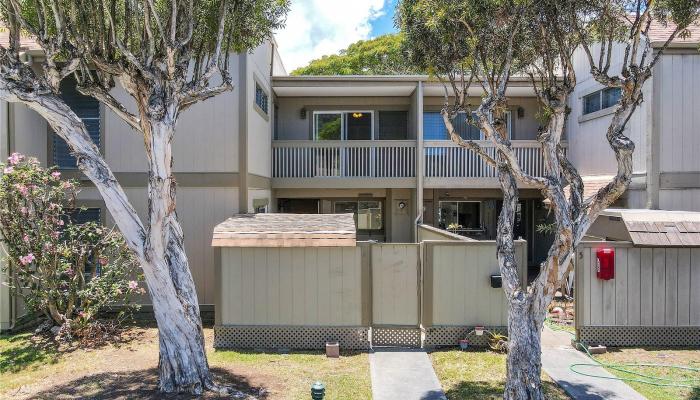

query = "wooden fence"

[575,241,700,346]
[214,238,527,349]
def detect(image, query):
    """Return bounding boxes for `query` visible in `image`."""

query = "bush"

[0,153,142,335]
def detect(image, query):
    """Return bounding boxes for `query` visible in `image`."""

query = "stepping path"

[541,326,646,400]
[370,348,447,400]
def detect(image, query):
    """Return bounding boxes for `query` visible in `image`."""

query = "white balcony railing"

[273,140,416,179]
[424,140,561,178]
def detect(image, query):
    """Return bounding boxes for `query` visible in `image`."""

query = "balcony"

[272,140,417,188]
[423,140,564,188]
[271,139,562,189]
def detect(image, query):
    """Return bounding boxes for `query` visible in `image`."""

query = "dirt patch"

[2,327,367,400]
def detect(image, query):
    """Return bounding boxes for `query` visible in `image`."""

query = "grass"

[210,350,371,400]
[594,348,700,400]
[430,348,570,399]
[0,327,371,399]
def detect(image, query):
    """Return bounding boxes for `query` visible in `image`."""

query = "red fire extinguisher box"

[596,247,615,280]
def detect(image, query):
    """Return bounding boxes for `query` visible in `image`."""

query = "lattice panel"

[579,326,700,347]
[214,326,370,350]
[424,326,508,348]
[372,327,422,348]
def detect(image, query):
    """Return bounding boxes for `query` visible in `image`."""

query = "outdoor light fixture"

[517,106,525,119]
[398,201,406,209]
[352,112,363,118]
[300,107,307,119]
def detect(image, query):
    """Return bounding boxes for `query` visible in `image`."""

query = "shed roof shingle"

[212,213,357,247]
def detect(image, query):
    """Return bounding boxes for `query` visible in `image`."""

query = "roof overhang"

[272,75,539,97]
[589,208,700,247]
[212,213,357,247]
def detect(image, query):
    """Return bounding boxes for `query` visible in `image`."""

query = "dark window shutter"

[66,207,102,225]
[53,80,101,169]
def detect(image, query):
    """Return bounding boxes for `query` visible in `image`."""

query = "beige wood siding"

[576,242,700,327]
[657,54,700,175]
[218,247,363,326]
[426,241,526,326]
[371,244,420,326]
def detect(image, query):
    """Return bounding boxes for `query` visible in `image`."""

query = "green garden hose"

[545,319,700,389]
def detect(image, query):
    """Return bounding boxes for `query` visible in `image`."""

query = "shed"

[211,213,356,247]
[586,208,700,246]
[576,208,700,347]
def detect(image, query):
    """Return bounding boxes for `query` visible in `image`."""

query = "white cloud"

[274,0,387,73]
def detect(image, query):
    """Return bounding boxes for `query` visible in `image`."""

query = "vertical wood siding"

[427,241,526,326]
[371,244,420,326]
[577,242,700,327]
[218,247,363,326]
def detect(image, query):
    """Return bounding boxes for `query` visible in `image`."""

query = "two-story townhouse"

[0,33,284,328]
[270,76,556,268]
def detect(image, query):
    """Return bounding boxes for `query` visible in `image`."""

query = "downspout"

[414,81,424,238]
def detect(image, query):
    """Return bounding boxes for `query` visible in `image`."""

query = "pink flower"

[57,219,64,226]
[3,166,13,174]
[51,231,60,239]
[14,184,28,197]
[51,171,61,179]
[98,257,108,266]
[20,207,28,216]
[19,253,35,265]
[7,153,23,165]
[62,181,72,189]
[22,234,29,243]
[128,280,138,290]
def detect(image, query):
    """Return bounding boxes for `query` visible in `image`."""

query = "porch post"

[414,80,424,241]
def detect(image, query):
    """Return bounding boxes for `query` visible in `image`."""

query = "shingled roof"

[212,213,356,247]
[599,209,700,247]
[647,18,700,47]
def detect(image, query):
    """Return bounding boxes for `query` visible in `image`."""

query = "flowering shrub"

[0,153,142,334]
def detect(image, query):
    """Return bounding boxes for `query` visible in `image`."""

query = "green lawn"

[430,349,570,399]
[0,327,371,399]
[210,350,371,400]
[594,348,700,400]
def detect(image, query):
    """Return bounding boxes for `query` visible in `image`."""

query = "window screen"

[53,80,100,169]
[378,111,408,140]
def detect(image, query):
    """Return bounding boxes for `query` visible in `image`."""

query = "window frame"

[437,200,483,232]
[312,110,375,141]
[581,87,621,117]
[333,198,384,232]
[254,81,269,117]
[423,110,511,141]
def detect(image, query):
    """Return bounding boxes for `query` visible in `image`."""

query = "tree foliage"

[0,153,141,334]
[399,0,699,398]
[292,33,418,75]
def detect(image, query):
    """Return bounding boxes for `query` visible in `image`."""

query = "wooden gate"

[365,243,421,347]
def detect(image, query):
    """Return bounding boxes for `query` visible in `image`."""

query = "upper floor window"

[583,87,621,115]
[255,83,269,115]
[377,111,408,140]
[423,111,510,140]
[314,111,373,140]
[53,79,100,169]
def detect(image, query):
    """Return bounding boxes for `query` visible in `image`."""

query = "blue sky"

[275,0,399,72]
[371,0,399,37]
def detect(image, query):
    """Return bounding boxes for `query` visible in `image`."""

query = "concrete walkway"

[541,327,646,400]
[369,348,447,400]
